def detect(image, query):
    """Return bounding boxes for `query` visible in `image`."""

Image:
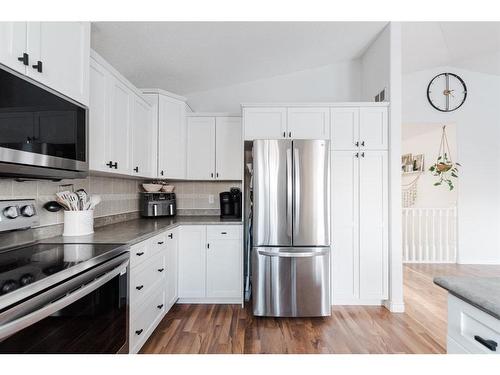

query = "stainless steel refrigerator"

[251,139,330,317]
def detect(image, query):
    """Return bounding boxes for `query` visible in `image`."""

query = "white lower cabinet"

[129,228,178,354]
[331,150,388,304]
[178,224,243,303]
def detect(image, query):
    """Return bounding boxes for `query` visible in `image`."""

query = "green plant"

[429,153,460,190]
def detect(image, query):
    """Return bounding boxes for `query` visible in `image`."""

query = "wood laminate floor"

[140,263,500,354]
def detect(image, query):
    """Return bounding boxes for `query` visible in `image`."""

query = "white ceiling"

[402,22,500,75]
[91,22,387,94]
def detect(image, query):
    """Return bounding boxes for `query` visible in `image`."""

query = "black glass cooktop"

[0,243,125,297]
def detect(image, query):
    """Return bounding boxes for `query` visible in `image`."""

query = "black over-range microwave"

[0,64,88,180]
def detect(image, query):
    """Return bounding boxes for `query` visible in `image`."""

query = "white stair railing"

[402,207,457,263]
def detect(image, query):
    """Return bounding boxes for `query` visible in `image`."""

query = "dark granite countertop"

[434,276,500,320]
[39,216,242,246]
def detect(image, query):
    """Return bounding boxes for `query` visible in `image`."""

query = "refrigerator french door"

[252,139,330,317]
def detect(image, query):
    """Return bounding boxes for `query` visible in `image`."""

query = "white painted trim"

[177,298,243,304]
[90,49,150,106]
[140,87,187,102]
[241,102,390,108]
[383,300,405,313]
[186,112,241,117]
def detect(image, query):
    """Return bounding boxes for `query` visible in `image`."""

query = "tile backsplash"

[171,181,242,210]
[0,176,141,228]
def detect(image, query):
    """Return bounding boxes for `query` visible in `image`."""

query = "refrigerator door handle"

[286,147,293,238]
[293,146,301,237]
[257,248,329,257]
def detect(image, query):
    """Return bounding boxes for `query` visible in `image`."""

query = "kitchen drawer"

[130,287,165,353]
[447,336,471,354]
[448,294,500,354]
[130,251,166,306]
[149,232,168,255]
[130,241,150,268]
[206,225,242,240]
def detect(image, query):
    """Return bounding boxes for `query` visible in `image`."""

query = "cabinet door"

[206,238,242,299]
[165,228,179,308]
[107,77,131,174]
[89,58,109,172]
[131,95,153,177]
[178,225,206,298]
[331,108,359,150]
[358,151,388,300]
[359,107,388,150]
[287,107,330,139]
[186,117,216,180]
[331,151,359,303]
[0,22,27,74]
[215,117,242,180]
[243,107,287,140]
[26,22,90,105]
[158,95,186,179]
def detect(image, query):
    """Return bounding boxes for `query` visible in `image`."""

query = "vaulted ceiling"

[91,22,387,94]
[402,22,500,75]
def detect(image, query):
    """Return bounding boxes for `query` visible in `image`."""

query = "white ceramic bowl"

[161,185,175,193]
[142,183,162,192]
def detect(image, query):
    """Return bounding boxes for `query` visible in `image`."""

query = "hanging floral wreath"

[429,125,460,190]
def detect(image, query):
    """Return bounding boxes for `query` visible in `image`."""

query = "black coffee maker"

[220,187,242,219]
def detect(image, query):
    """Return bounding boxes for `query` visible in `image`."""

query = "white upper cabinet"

[0,22,90,105]
[331,106,388,151]
[215,117,242,180]
[359,107,388,150]
[243,107,287,140]
[131,95,153,178]
[89,59,109,172]
[287,107,330,139]
[26,22,90,105]
[331,108,359,150]
[157,94,187,179]
[186,117,216,180]
[0,22,27,74]
[107,78,131,174]
[186,115,242,181]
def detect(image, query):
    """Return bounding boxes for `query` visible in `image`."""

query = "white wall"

[184,60,361,112]
[361,25,391,101]
[403,66,500,264]
[402,123,458,208]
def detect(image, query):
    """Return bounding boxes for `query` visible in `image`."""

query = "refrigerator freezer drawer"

[252,247,331,317]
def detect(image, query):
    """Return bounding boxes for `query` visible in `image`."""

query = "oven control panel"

[0,199,39,232]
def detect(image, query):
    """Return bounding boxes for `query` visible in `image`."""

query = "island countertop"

[434,276,500,320]
[39,216,243,246]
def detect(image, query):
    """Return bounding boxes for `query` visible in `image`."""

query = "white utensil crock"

[63,210,94,236]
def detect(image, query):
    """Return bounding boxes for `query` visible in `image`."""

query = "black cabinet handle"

[211,172,214,178]
[18,53,29,65]
[135,329,143,335]
[361,141,365,146]
[157,304,164,309]
[355,141,359,147]
[134,166,139,173]
[136,252,144,256]
[113,162,118,169]
[168,233,173,239]
[361,152,365,158]
[288,131,292,138]
[221,232,227,235]
[207,243,210,249]
[216,172,219,178]
[355,152,359,158]
[32,60,42,73]
[283,131,286,138]
[160,170,164,176]
[474,335,497,351]
[157,268,164,272]
[157,241,164,245]
[136,285,144,290]
[106,161,114,168]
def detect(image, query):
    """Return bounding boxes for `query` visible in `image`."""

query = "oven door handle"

[0,259,128,341]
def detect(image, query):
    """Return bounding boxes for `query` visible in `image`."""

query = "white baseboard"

[177,297,243,304]
[383,300,405,313]
[332,298,384,306]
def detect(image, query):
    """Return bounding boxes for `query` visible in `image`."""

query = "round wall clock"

[427,73,467,112]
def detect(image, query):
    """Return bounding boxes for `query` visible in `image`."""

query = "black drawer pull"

[135,329,143,335]
[168,233,173,239]
[157,304,164,309]
[157,268,164,272]
[32,60,42,73]
[157,241,164,245]
[134,166,139,173]
[136,252,144,256]
[474,335,497,351]
[221,232,227,235]
[18,53,29,65]
[136,285,144,290]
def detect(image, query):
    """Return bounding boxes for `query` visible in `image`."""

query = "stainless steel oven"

[0,64,88,180]
[0,246,129,354]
